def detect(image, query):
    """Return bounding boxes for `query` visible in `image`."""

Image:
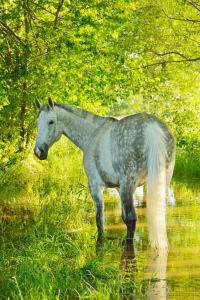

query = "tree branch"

[25,0,42,53]
[148,50,188,60]
[54,0,65,28]
[134,56,200,70]
[0,29,15,69]
[185,0,200,12]
[30,0,56,15]
[18,0,52,26]
[0,19,26,46]
[162,9,200,23]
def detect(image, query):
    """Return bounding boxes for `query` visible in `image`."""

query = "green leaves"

[0,0,200,167]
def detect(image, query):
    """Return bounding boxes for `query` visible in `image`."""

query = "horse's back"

[111,113,175,178]
[84,112,175,188]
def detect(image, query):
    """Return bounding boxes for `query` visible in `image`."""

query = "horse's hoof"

[97,234,105,245]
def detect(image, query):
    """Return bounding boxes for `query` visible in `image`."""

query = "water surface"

[86,181,200,299]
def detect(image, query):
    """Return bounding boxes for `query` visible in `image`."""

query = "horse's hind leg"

[88,183,104,239]
[120,180,138,244]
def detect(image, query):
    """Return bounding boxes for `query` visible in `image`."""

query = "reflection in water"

[147,248,169,300]
[120,244,136,273]
[119,244,169,299]
[97,241,169,299]
[101,182,200,299]
[119,245,137,300]
[104,184,168,290]
[167,187,176,206]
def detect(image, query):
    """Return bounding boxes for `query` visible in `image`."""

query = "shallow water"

[1,179,200,299]
[86,181,200,299]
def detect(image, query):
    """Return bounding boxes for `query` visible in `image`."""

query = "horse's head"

[34,97,62,160]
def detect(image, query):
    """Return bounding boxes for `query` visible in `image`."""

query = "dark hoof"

[96,235,105,254]
[96,234,105,245]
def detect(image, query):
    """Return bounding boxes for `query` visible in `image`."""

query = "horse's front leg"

[120,181,138,245]
[88,182,104,239]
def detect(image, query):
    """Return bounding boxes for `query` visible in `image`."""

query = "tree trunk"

[19,81,27,151]
[19,7,29,151]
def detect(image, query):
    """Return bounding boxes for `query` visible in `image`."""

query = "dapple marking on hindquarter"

[34,97,176,248]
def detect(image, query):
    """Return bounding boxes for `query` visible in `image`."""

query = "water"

[86,181,200,299]
[1,180,200,299]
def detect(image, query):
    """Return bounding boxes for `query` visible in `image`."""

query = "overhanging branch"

[162,9,200,23]
[54,0,65,28]
[134,56,200,70]
[0,19,26,47]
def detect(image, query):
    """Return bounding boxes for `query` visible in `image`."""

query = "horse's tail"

[145,122,168,249]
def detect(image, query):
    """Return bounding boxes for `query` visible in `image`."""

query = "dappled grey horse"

[34,97,175,248]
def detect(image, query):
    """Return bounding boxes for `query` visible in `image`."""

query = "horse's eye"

[49,120,54,125]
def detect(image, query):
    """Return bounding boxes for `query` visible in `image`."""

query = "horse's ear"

[48,96,54,110]
[35,97,42,110]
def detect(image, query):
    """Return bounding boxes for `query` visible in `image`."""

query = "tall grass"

[0,225,151,299]
[174,146,200,179]
[0,138,152,299]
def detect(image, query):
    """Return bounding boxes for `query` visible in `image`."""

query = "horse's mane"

[54,103,117,127]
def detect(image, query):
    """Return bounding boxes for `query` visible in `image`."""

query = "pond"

[85,180,200,299]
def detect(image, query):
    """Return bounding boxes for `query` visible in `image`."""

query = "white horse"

[34,97,175,248]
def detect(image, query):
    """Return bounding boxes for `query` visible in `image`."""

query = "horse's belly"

[97,159,119,188]
[95,132,119,187]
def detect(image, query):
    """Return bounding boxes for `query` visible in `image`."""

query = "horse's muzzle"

[34,144,48,160]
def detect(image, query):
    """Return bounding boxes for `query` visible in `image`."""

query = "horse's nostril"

[35,147,41,157]
[34,143,48,160]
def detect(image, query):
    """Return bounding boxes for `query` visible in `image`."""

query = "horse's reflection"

[119,244,136,275]
[96,239,169,300]
[120,245,169,299]
[147,248,169,299]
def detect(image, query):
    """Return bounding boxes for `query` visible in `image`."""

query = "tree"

[0,0,200,164]
[0,0,144,155]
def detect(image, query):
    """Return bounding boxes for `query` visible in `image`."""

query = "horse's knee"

[122,212,137,244]
[122,210,137,232]
[127,212,137,229]
[122,207,137,223]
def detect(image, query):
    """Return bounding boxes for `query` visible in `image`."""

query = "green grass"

[0,139,153,299]
[174,144,200,179]
[0,196,151,299]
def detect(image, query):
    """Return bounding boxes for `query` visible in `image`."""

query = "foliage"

[0,0,144,153]
[0,0,200,178]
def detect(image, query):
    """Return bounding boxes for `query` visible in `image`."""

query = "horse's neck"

[56,106,108,151]
[56,103,110,127]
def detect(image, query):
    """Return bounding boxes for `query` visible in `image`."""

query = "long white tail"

[145,123,168,249]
